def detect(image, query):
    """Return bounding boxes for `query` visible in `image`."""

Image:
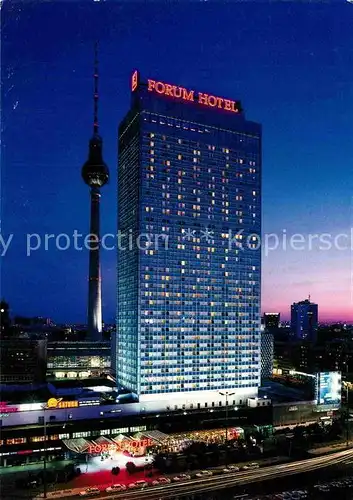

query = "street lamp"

[219,391,235,442]
[41,403,48,499]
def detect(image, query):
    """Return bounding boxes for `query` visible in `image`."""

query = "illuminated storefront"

[47,341,111,379]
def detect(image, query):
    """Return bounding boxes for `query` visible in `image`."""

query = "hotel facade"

[116,72,262,411]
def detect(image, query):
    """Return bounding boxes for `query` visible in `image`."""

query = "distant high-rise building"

[82,44,109,341]
[115,72,262,409]
[291,299,318,342]
[261,332,274,380]
[263,312,280,331]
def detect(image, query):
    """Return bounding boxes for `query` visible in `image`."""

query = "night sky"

[2,2,353,323]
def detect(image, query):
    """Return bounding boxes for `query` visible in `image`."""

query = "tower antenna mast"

[94,41,99,135]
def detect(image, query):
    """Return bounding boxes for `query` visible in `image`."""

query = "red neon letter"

[224,99,232,111]
[216,97,224,108]
[208,95,217,107]
[182,89,195,102]
[165,84,174,96]
[174,86,182,98]
[231,101,239,113]
[198,92,208,105]
[148,79,156,92]
[155,82,166,94]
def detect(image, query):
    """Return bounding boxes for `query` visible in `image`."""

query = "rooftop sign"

[131,71,241,114]
[46,398,79,409]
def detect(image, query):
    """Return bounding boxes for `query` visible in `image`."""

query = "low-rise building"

[0,339,47,384]
[46,341,111,380]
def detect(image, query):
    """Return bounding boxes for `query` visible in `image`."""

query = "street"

[51,448,353,500]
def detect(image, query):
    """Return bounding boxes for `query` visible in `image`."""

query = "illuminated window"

[73,431,90,438]
[7,438,26,445]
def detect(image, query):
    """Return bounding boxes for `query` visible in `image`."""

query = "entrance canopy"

[62,431,168,454]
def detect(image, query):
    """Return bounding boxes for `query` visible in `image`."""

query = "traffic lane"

[55,449,353,500]
[47,462,352,500]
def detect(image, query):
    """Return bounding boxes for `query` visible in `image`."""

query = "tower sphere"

[82,134,109,187]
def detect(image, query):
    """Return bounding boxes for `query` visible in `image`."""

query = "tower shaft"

[82,42,108,341]
[87,186,102,340]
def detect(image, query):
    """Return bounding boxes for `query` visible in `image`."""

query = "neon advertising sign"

[46,398,79,409]
[87,438,153,455]
[131,71,241,114]
[131,70,138,92]
[0,402,19,417]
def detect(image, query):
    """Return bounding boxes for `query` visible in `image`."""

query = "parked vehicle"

[135,480,148,488]
[196,470,213,477]
[156,477,171,484]
[179,474,191,480]
[79,487,100,497]
[105,484,127,493]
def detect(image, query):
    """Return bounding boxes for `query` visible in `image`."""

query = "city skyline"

[2,2,353,323]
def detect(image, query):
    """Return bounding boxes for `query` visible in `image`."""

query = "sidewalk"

[308,441,353,456]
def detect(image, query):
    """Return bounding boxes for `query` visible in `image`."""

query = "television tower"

[82,42,109,341]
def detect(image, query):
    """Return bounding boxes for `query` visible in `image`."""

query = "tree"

[125,462,136,475]
[111,466,120,476]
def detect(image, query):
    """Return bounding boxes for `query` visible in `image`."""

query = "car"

[128,483,138,490]
[105,484,127,493]
[248,462,259,468]
[152,480,160,486]
[79,487,100,497]
[173,474,191,481]
[241,465,249,470]
[156,477,171,484]
[135,480,148,488]
[228,465,240,471]
[196,470,213,477]
[223,468,231,473]
[179,474,191,480]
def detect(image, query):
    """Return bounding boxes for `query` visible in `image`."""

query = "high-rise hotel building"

[116,72,262,410]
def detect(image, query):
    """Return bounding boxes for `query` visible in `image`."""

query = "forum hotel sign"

[131,70,242,114]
